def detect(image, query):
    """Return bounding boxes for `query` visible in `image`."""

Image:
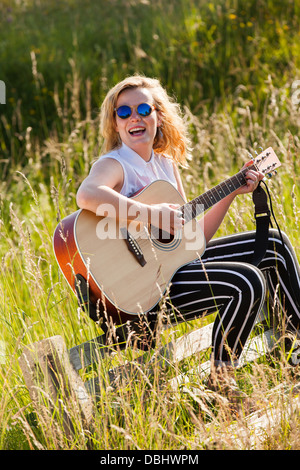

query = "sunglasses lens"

[116,103,154,119]
[116,105,132,119]
[137,103,152,117]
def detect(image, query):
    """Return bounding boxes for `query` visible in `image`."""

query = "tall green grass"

[0,0,300,450]
[1,0,300,172]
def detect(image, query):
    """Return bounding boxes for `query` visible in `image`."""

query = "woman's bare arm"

[76,158,184,233]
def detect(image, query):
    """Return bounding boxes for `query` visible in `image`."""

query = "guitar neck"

[181,164,256,222]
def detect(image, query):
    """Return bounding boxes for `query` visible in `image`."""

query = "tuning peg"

[263,170,277,177]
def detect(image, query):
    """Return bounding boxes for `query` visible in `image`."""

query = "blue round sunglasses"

[115,102,157,119]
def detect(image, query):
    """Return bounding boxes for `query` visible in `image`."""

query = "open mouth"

[128,127,146,136]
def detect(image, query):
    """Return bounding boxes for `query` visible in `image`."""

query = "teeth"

[129,127,145,133]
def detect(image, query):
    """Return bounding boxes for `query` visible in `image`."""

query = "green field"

[0,0,300,450]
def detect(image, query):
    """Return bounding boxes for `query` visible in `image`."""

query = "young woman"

[76,75,300,379]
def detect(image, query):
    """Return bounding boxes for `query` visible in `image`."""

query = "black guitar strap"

[251,182,272,266]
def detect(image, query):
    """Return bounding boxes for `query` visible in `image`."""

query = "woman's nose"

[130,108,141,120]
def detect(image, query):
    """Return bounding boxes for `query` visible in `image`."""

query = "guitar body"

[53,180,205,323]
[53,147,281,324]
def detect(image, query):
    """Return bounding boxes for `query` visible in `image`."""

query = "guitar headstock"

[252,147,281,178]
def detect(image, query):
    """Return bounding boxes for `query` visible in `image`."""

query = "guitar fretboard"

[181,165,255,222]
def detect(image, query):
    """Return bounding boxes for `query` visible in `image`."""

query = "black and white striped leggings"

[167,228,300,366]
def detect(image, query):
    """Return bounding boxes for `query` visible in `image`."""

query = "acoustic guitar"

[53,147,280,323]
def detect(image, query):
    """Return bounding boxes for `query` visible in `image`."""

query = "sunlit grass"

[0,0,300,451]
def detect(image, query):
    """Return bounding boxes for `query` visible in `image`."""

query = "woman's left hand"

[234,161,264,195]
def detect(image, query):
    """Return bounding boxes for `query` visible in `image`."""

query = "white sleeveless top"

[99,143,177,197]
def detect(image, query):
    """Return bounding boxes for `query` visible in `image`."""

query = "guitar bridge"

[120,227,147,267]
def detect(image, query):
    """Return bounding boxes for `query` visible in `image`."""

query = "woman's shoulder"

[91,148,126,172]
[90,149,124,177]
[95,147,121,162]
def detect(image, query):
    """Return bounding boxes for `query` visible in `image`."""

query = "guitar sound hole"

[149,225,174,244]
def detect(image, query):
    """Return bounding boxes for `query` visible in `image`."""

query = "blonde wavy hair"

[99,75,191,166]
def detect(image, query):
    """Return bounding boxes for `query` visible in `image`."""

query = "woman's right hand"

[149,203,185,235]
